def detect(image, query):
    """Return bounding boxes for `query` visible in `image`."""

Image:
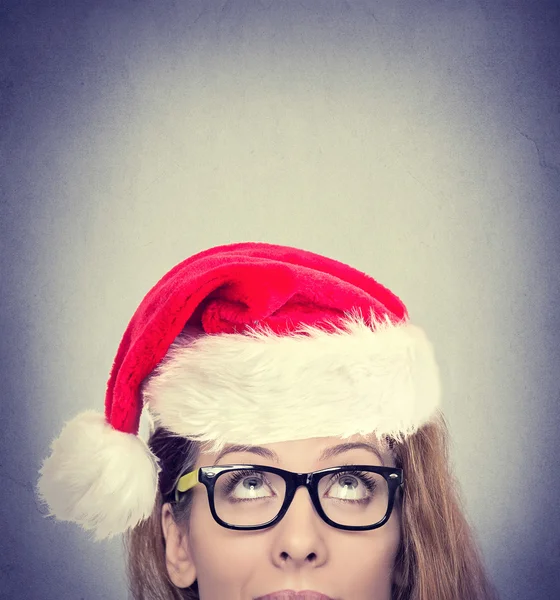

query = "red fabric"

[105,242,408,435]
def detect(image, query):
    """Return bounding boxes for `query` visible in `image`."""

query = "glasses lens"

[317,468,389,527]
[214,468,287,526]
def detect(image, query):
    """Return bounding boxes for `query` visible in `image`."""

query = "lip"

[254,591,334,600]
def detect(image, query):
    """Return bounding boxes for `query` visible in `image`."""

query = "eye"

[323,471,377,502]
[221,469,277,501]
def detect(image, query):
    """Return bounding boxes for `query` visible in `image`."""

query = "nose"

[270,485,328,568]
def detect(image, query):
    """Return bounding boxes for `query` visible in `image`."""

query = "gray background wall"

[1,1,559,599]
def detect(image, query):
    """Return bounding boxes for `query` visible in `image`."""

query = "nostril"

[280,551,318,562]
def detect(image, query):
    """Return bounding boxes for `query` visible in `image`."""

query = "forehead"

[199,432,395,464]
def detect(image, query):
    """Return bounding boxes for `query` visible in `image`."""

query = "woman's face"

[162,434,401,600]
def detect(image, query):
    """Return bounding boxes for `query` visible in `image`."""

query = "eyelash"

[328,470,378,494]
[220,467,379,496]
[222,469,269,496]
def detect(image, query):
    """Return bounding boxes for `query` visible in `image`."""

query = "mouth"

[254,591,334,600]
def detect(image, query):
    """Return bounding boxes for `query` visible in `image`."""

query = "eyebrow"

[214,442,385,466]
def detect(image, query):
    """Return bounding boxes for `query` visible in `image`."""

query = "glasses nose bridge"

[294,471,314,489]
[286,471,317,501]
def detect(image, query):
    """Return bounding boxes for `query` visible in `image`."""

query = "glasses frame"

[170,463,404,531]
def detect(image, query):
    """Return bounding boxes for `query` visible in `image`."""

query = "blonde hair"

[390,412,499,599]
[123,411,499,600]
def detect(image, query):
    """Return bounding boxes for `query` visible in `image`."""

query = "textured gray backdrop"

[1,1,559,599]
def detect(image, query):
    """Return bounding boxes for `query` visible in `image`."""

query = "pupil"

[244,478,261,490]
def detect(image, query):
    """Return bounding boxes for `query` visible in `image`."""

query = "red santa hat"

[36,241,440,541]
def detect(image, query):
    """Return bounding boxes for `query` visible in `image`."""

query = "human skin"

[161,434,402,600]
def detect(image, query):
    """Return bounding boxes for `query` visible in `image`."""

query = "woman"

[36,241,499,599]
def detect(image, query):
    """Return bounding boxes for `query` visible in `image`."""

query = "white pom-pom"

[36,410,161,542]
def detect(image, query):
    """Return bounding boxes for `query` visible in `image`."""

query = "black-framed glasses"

[170,464,404,531]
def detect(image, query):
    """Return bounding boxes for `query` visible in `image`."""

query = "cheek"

[188,494,268,592]
[332,515,401,592]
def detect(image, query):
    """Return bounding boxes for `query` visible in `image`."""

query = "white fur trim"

[36,410,161,541]
[143,310,441,453]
